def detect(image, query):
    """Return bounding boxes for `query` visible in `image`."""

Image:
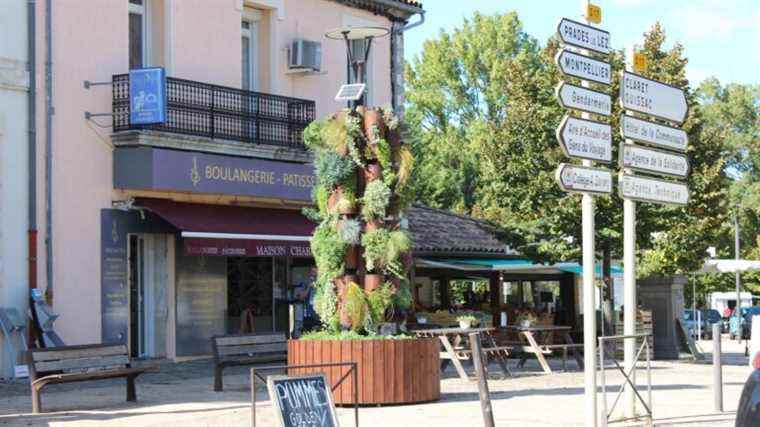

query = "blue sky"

[404,0,760,86]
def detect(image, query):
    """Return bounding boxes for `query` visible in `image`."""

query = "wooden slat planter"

[287,338,440,405]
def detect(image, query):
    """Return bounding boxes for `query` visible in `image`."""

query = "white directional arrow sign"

[556,49,611,85]
[620,71,688,124]
[556,163,613,195]
[556,115,612,162]
[556,18,611,55]
[620,143,690,178]
[620,114,688,152]
[556,82,612,116]
[619,173,689,206]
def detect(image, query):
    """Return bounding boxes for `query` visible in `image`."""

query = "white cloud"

[675,0,759,41]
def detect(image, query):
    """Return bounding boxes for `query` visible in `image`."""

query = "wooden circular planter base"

[288,338,440,405]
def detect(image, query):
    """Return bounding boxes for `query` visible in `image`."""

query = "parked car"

[742,307,760,339]
[701,309,723,338]
[683,309,707,339]
[736,351,760,426]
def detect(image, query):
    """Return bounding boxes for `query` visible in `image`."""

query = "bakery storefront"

[102,145,317,359]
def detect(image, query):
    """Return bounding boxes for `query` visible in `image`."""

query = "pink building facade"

[2,0,422,369]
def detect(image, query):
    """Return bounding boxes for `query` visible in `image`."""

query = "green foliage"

[299,330,413,341]
[314,278,339,331]
[361,229,410,276]
[361,180,392,221]
[337,219,361,245]
[406,12,731,280]
[367,282,395,326]
[303,120,326,150]
[361,229,390,272]
[315,151,355,189]
[310,221,347,281]
[313,185,330,215]
[343,282,369,332]
[393,278,413,311]
[344,114,365,167]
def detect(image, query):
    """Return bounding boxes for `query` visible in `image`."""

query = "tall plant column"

[305,106,416,334]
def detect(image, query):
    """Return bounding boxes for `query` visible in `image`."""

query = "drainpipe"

[44,0,53,304]
[389,10,424,115]
[28,0,37,292]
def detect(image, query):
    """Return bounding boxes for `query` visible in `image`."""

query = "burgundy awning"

[136,198,314,257]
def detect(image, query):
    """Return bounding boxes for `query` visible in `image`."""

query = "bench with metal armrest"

[27,344,155,413]
[211,332,287,391]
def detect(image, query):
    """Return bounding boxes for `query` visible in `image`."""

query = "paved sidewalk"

[0,336,749,426]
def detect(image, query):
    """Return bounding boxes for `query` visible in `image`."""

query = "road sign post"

[620,43,690,421]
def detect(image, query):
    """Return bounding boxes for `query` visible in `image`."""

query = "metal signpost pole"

[622,45,638,419]
[580,2,597,426]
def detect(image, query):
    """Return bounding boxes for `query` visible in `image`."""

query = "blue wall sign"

[129,67,167,125]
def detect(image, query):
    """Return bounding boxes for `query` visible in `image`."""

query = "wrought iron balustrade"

[112,74,315,149]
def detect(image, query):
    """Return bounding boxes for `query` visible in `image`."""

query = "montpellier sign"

[556,18,611,55]
[555,81,611,116]
[620,71,688,124]
[556,115,612,162]
[620,114,688,152]
[619,173,689,205]
[556,49,611,85]
[620,143,689,178]
[556,163,613,195]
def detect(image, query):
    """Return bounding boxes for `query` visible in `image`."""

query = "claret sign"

[115,146,315,202]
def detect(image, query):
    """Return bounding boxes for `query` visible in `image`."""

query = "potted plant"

[294,107,438,406]
[457,314,477,329]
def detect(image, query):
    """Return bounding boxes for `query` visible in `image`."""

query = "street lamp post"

[325,26,390,107]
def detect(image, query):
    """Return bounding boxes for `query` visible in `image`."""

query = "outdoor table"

[413,327,511,381]
[502,325,584,374]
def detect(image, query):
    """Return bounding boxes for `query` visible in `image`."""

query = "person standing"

[293,267,319,337]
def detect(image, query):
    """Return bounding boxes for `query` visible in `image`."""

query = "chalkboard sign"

[267,373,339,427]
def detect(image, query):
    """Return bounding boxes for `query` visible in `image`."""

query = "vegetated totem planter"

[288,338,440,405]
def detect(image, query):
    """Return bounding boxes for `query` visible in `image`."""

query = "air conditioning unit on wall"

[289,39,322,72]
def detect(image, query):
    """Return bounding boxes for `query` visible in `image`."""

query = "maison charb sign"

[555,49,611,85]
[620,114,688,152]
[620,71,688,124]
[556,17,611,55]
[555,81,611,116]
[619,173,689,206]
[620,143,689,178]
[555,163,613,195]
[556,115,612,162]
[114,146,315,202]
[267,374,339,427]
[184,237,312,258]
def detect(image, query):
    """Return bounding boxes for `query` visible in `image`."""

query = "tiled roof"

[407,205,513,255]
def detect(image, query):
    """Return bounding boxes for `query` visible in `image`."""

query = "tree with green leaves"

[405,14,731,284]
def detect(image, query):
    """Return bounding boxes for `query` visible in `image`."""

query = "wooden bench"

[27,344,153,413]
[211,332,287,391]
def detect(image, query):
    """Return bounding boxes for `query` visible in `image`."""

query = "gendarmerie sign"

[114,146,315,202]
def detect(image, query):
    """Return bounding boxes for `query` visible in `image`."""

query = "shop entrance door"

[128,234,169,359]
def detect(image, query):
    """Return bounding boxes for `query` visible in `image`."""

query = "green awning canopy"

[417,257,623,275]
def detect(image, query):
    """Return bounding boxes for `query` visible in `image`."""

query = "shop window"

[129,0,148,69]
[129,0,166,69]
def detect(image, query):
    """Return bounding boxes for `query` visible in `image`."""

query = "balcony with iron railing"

[112,74,315,151]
